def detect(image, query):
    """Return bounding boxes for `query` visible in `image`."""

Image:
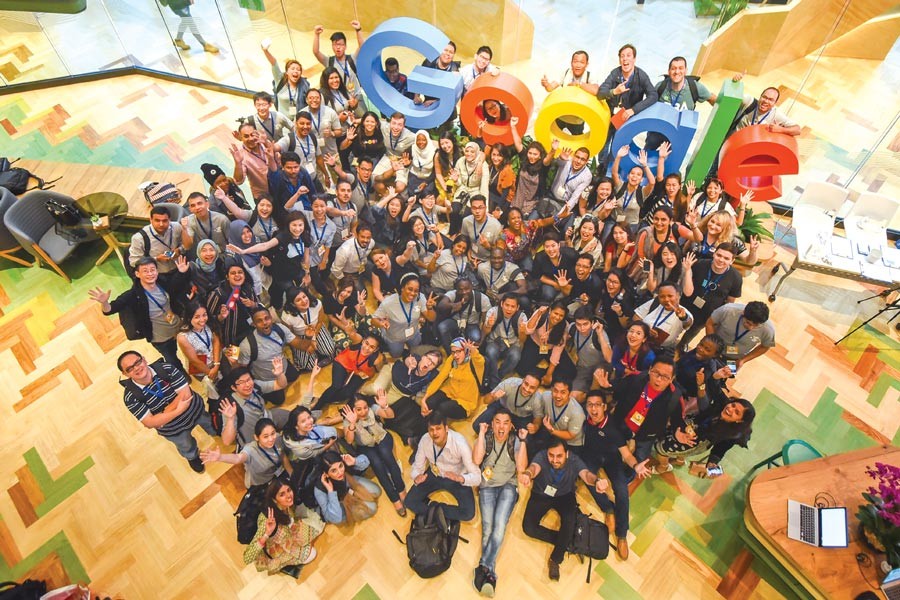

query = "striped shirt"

[122,363,203,436]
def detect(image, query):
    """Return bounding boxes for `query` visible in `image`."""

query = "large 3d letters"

[356,18,463,130]
[458,73,534,146]
[686,79,743,183]
[718,125,799,202]
[533,86,611,155]
[609,103,698,179]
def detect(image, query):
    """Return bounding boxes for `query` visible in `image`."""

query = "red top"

[624,385,662,433]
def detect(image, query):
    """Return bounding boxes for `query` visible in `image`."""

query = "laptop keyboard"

[800,504,817,544]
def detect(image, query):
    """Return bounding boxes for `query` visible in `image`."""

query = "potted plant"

[857,462,900,569]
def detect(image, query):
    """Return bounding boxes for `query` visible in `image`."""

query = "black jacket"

[597,66,658,115]
[106,270,191,342]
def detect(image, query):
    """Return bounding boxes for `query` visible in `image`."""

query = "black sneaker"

[188,457,205,473]
[548,558,560,581]
[473,565,486,593]
[482,570,496,597]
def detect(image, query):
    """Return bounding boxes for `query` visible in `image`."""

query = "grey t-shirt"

[532,451,588,497]
[237,324,295,381]
[534,393,585,446]
[373,293,428,342]
[484,307,527,347]
[492,377,540,418]
[710,303,776,358]
[443,290,492,327]
[240,437,285,487]
[186,211,230,250]
[380,122,416,159]
[431,249,468,292]
[144,285,179,343]
[477,261,524,295]
[479,435,521,488]
[461,215,503,261]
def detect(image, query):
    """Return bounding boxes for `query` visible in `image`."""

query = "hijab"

[411,130,436,168]
[227,219,261,268]
[194,239,219,273]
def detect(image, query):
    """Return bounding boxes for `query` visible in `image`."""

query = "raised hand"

[200,446,221,464]
[88,287,111,305]
[272,356,284,377]
[555,269,571,288]
[683,251,697,270]
[685,180,696,197]
[613,81,630,96]
[265,507,277,536]
[310,362,322,378]
[175,255,189,273]
[593,367,611,388]
[323,153,337,167]
[226,243,245,255]
[425,292,436,310]
[749,234,760,250]
[478,422,489,437]
[229,143,242,162]
[658,141,672,159]
[340,404,357,424]
[320,472,334,493]
[696,367,705,386]
[638,148,649,167]
[219,398,237,420]
[375,388,388,408]
[616,145,629,158]
[509,116,519,127]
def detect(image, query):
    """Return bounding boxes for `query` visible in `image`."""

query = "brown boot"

[174,38,190,51]
[616,536,629,560]
[547,558,560,581]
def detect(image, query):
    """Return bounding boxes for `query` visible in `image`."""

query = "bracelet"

[348,426,356,431]
[698,384,706,391]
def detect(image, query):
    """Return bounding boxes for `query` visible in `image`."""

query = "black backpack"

[567,510,611,583]
[246,324,286,365]
[655,75,701,105]
[394,503,465,578]
[0,580,47,600]
[208,393,246,440]
[0,157,60,195]
[234,484,268,544]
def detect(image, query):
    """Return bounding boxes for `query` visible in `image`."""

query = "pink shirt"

[237,146,270,200]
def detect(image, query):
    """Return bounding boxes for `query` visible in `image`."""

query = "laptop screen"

[819,507,848,547]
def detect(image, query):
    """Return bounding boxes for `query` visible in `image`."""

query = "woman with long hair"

[501,207,559,274]
[645,241,696,297]
[510,116,553,218]
[206,261,260,347]
[566,215,603,269]
[690,210,758,264]
[313,450,382,524]
[242,479,324,578]
[485,142,516,214]
[594,268,636,343]
[604,223,637,276]
[341,110,386,166]
[609,321,655,379]
[320,276,372,351]
[516,302,569,383]
[427,234,471,294]
[262,46,311,119]
[280,286,336,371]
[176,302,222,394]
[315,334,385,408]
[434,131,462,204]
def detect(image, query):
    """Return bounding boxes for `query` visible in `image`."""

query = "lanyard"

[311,219,327,245]
[287,82,298,106]
[653,306,674,329]
[259,216,274,240]
[622,349,639,370]
[289,239,305,258]
[489,264,501,287]
[150,227,173,249]
[702,267,724,292]
[242,392,264,412]
[399,298,415,325]
[307,428,322,441]
[421,209,434,225]
[639,384,656,408]
[354,349,369,371]
[336,57,351,80]
[259,444,281,468]
[454,255,466,277]
[551,401,568,425]
[144,286,169,312]
[355,240,367,263]
[145,378,168,401]
[699,197,717,218]
[667,83,684,107]
[485,439,505,468]
[565,166,584,186]
[502,315,515,338]
[513,386,529,409]
[622,188,636,210]
[302,308,312,326]
[432,442,446,466]
[700,238,714,255]
[299,135,313,160]
[261,330,283,346]
[734,316,751,342]
[260,114,276,139]
[751,106,771,125]
[311,110,321,133]
[284,174,303,198]
[574,330,592,354]
[356,177,371,200]
[196,216,212,240]
[192,328,211,352]
[389,132,400,152]
[472,218,487,242]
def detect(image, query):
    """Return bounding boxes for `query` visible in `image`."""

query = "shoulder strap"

[327,56,335,69]
[730,99,757,130]
[655,77,667,97]
[247,332,259,364]
[287,129,297,153]
[468,359,482,388]
[140,229,151,256]
[347,55,357,74]
[687,77,700,103]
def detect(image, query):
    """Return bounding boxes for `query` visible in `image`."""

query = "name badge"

[693,297,706,309]
[630,411,645,427]
[482,467,494,481]
[457,318,467,330]
[358,264,366,274]
[317,136,326,148]
[318,245,326,256]
[305,162,316,175]
[543,484,557,497]
[539,344,549,354]
[342,228,351,239]
[430,464,441,477]
[404,326,415,338]
[616,213,626,223]
[725,345,739,356]
[502,338,512,348]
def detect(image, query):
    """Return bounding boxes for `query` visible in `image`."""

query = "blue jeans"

[478,483,519,573]
[481,339,523,391]
[383,331,422,358]
[160,408,217,461]
[404,472,476,522]
[436,319,482,352]
[359,434,405,502]
[536,283,561,304]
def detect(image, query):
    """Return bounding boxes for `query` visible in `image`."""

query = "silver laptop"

[787,500,848,547]
[882,568,900,600]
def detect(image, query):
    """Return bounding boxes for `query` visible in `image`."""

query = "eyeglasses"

[234,377,254,386]
[123,356,145,374]
[648,369,673,381]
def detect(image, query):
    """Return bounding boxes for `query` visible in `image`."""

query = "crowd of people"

[91,21,793,595]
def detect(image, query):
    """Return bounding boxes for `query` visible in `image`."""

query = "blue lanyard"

[290,239,305,258]
[260,114,276,139]
[302,308,312,325]
[145,378,168,401]
[565,166,584,186]
[699,197,717,218]
[311,110,321,133]
[356,176,371,199]
[502,315,515,338]
[192,328,211,352]
[432,442,446,466]
[667,84,684,107]
[472,218,487,242]
[311,220,327,245]
[196,216,212,240]
[389,132,401,152]
[287,82,298,106]
[702,267,724,291]
[489,264,501,287]
[421,209,434,225]
[551,402,568,425]
[259,216,274,240]
[734,316,750,342]
[574,330,592,354]
[454,255,466,277]
[259,444,281,468]
[244,393,264,412]
[284,175,302,198]
[399,298,415,325]
[653,306,673,329]
[700,238,714,255]
[150,227,173,249]
[355,240,367,263]
[751,106,771,125]
[622,189,636,210]
[144,286,169,312]
[261,329,283,346]
[308,428,322,441]
[299,135,313,160]
[335,57,351,80]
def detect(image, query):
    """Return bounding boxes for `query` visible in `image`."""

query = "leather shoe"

[188,457,205,473]
[548,558,560,581]
[617,537,629,560]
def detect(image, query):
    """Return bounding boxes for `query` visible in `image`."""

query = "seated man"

[421,338,485,421]
[473,372,542,433]
[558,252,604,314]
[706,301,775,371]
[117,350,216,473]
[472,408,528,596]
[276,110,331,192]
[461,194,503,262]
[373,112,415,196]
[182,191,230,252]
[218,365,291,448]
[480,293,528,391]
[681,243,742,346]
[477,248,528,305]
[436,278,492,351]
[552,307,612,403]
[581,390,651,560]
[405,413,479,522]
[633,284,694,350]
[234,306,302,405]
[519,439,607,581]
[530,231,578,304]
[530,379,585,457]
[330,222,374,281]
[128,206,190,280]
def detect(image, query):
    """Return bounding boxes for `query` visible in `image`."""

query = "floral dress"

[243,505,325,574]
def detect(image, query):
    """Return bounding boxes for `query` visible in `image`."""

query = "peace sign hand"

[426,292,437,310]
[264,507,277,537]
[749,234,760,250]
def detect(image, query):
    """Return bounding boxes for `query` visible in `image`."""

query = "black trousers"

[522,491,577,563]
